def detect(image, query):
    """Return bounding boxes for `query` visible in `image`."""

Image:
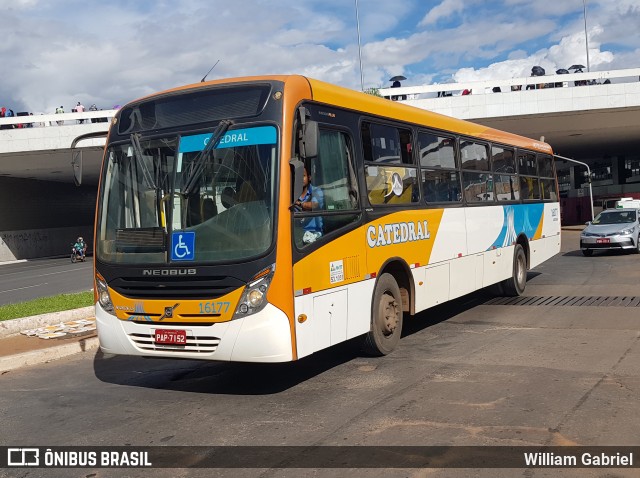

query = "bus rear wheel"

[501,244,527,297]
[362,273,403,356]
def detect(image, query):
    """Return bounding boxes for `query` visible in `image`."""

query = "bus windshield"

[97,124,277,264]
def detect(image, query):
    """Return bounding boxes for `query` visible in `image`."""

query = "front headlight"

[96,275,115,316]
[233,265,275,319]
[620,227,635,235]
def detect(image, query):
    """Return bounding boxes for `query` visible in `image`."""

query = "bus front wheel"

[501,244,527,296]
[362,273,403,356]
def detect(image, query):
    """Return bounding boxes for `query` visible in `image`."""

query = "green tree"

[363,87,382,97]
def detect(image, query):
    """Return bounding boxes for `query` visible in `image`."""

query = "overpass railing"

[0,109,117,128]
[378,67,640,100]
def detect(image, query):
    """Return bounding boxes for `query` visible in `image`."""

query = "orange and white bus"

[92,75,561,362]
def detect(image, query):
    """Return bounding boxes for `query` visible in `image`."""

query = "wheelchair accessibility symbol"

[171,231,195,261]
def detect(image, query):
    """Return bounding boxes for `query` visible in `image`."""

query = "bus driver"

[294,167,324,244]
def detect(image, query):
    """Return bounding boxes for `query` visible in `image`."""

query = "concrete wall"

[0,177,95,261]
[0,112,113,153]
[402,80,640,121]
[0,226,94,262]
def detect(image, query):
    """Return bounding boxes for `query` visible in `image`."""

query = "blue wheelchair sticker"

[171,231,195,261]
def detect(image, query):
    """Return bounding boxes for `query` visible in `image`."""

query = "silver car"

[580,208,640,256]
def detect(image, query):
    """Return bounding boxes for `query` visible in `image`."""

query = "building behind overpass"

[1,69,639,260]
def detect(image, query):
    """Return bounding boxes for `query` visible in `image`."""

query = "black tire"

[501,244,527,296]
[582,249,593,257]
[362,273,403,356]
[487,282,504,296]
[71,252,77,263]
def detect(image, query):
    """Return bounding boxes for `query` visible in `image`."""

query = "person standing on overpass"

[75,101,85,124]
[55,105,64,125]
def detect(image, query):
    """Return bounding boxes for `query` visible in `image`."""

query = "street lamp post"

[355,0,365,91]
[583,0,590,72]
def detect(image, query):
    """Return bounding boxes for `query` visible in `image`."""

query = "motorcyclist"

[73,237,87,260]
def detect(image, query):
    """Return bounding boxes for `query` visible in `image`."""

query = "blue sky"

[1,0,639,113]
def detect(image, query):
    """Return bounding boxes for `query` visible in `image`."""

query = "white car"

[580,208,640,256]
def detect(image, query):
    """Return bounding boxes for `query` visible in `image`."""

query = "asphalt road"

[0,257,93,306]
[1,231,639,477]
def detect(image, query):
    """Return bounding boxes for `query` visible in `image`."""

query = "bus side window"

[315,130,359,212]
[294,129,360,247]
[419,131,461,204]
[362,122,418,205]
[460,140,493,203]
[492,146,518,201]
[537,153,556,201]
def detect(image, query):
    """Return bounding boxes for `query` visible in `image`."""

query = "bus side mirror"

[70,130,109,187]
[289,158,305,205]
[297,106,318,160]
[71,150,83,186]
[300,120,318,159]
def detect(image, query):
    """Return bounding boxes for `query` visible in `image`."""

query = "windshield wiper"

[130,133,156,190]
[181,120,232,195]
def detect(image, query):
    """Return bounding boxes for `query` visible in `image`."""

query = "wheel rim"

[379,291,399,337]
[516,253,526,288]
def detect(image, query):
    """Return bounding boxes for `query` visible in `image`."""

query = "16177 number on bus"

[198,301,230,314]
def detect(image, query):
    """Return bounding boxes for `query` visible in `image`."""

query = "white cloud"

[0,1,638,114]
[453,28,615,83]
[0,0,39,11]
[418,0,466,26]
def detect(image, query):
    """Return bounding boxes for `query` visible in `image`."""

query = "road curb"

[0,335,99,373]
[0,306,94,338]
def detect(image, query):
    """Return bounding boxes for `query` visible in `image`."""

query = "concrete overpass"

[1,68,639,260]
[0,109,114,186]
[0,110,114,261]
[379,67,640,159]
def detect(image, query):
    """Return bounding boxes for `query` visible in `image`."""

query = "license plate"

[154,329,187,345]
[596,238,610,244]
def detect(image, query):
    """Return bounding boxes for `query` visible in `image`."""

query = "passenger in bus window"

[294,167,324,244]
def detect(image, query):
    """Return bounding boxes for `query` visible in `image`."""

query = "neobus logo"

[142,268,197,276]
[367,220,431,248]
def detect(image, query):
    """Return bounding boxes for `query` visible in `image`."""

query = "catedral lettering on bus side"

[367,221,430,248]
[84,75,560,364]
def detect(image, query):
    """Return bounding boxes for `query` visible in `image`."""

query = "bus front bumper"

[95,302,293,363]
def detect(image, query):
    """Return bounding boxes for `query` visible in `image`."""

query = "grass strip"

[0,291,94,321]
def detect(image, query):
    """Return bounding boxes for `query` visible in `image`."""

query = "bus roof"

[126,74,553,155]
